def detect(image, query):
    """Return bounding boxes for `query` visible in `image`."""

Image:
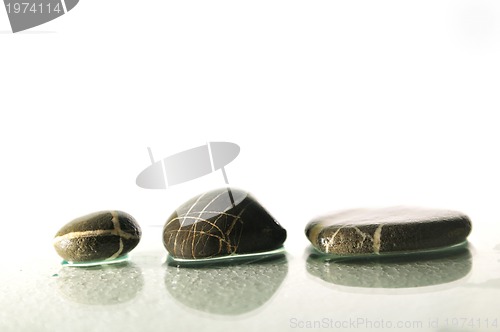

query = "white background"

[1,0,500,258]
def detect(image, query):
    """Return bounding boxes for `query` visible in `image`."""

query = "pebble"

[163,188,287,259]
[305,206,472,255]
[53,211,142,263]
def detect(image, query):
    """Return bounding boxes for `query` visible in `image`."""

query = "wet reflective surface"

[1,226,499,332]
[56,262,144,305]
[307,243,472,289]
[165,254,288,315]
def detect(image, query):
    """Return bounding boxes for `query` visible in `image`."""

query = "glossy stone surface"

[306,207,472,255]
[163,188,286,259]
[53,211,142,263]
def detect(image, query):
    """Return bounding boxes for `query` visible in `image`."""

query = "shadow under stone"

[307,243,472,289]
[56,262,144,305]
[164,254,288,315]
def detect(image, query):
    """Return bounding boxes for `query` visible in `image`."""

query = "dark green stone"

[53,211,141,263]
[305,207,472,255]
[163,188,286,259]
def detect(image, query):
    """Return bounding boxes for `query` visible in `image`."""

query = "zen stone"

[305,207,472,255]
[163,188,287,259]
[53,211,142,263]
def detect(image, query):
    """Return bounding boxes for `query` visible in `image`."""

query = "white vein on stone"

[108,211,125,260]
[373,224,384,254]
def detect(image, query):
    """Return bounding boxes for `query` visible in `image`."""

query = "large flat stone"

[305,207,472,255]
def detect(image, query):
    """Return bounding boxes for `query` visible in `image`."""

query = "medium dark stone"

[163,188,286,259]
[53,211,142,263]
[305,207,472,255]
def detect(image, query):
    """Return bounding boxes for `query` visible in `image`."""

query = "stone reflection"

[165,254,288,315]
[56,262,144,305]
[307,244,472,288]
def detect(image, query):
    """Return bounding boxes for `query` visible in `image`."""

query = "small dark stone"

[53,211,142,263]
[305,207,472,255]
[163,188,286,259]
